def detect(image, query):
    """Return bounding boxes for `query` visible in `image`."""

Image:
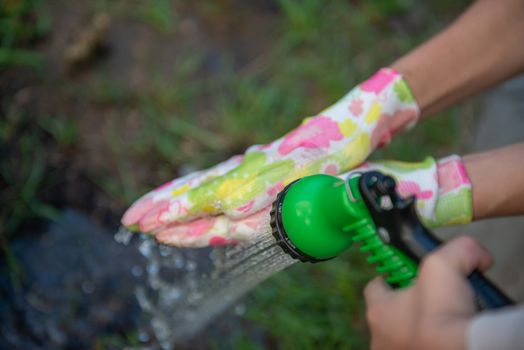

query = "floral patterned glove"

[122,68,419,234]
[357,155,473,228]
[152,155,473,248]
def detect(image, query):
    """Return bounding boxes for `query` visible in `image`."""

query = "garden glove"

[153,155,472,248]
[122,68,419,235]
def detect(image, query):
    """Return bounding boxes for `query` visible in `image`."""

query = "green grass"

[0,108,61,236]
[244,251,375,350]
[0,0,48,69]
[134,0,177,34]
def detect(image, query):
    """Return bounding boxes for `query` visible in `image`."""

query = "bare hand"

[364,236,493,350]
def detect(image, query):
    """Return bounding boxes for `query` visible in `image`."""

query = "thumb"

[364,276,393,306]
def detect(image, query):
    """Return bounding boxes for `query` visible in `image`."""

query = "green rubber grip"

[351,226,417,287]
[345,176,418,288]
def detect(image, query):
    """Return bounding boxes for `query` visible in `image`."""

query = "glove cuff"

[432,155,473,226]
[344,154,472,228]
[359,68,420,148]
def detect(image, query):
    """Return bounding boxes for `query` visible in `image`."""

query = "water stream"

[115,223,296,349]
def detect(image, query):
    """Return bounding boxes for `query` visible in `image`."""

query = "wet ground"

[0,209,258,349]
[0,210,145,349]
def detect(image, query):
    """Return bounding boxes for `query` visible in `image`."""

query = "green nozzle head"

[270,174,374,262]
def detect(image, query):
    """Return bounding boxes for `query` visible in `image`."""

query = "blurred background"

[1,0,502,349]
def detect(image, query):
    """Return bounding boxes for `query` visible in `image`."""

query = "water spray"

[270,171,514,308]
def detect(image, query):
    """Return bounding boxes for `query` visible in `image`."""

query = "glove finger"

[148,152,281,224]
[137,194,191,233]
[155,217,228,248]
[122,155,243,228]
[122,174,198,229]
[155,206,272,248]
[220,159,294,219]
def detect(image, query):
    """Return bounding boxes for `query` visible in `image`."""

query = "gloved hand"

[152,155,473,248]
[122,68,419,235]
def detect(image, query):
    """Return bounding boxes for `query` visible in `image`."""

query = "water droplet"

[159,245,172,257]
[114,226,133,245]
[185,260,197,272]
[147,262,160,276]
[151,316,173,350]
[174,255,185,269]
[131,265,144,277]
[234,303,246,316]
[135,286,153,312]
[138,331,150,343]
[187,291,203,304]
[138,239,153,257]
[161,288,181,304]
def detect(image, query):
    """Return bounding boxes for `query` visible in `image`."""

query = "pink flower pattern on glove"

[437,156,471,195]
[360,69,397,94]
[278,116,344,156]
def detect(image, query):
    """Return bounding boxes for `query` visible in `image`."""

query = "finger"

[154,153,268,224]
[155,217,221,248]
[122,195,156,228]
[430,236,493,275]
[155,206,272,248]
[223,156,295,219]
[138,195,192,233]
[153,155,245,199]
[227,205,272,239]
[364,276,394,306]
[122,155,243,228]
[224,182,283,219]
[122,170,211,228]
[137,155,247,232]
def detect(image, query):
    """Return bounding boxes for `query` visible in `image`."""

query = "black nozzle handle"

[397,209,513,309]
[467,271,514,309]
[359,171,514,310]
